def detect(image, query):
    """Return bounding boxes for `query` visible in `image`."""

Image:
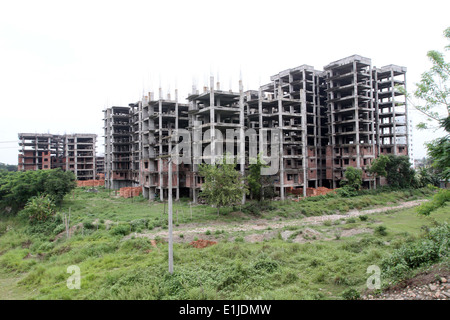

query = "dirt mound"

[190,239,217,248]
[363,264,450,300]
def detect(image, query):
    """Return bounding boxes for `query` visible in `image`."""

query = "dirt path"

[125,199,427,243]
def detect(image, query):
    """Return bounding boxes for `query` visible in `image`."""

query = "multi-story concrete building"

[103,54,409,201]
[18,133,97,180]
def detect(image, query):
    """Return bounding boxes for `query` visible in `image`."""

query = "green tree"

[369,154,389,187]
[416,166,440,187]
[0,163,17,172]
[341,167,363,191]
[398,27,450,180]
[247,153,268,201]
[425,137,450,180]
[43,169,77,205]
[198,155,249,215]
[20,195,56,223]
[369,155,416,188]
[0,169,76,212]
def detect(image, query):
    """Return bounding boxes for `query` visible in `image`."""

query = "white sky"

[0,0,449,165]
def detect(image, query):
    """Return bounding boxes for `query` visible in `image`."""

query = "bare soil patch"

[125,199,426,245]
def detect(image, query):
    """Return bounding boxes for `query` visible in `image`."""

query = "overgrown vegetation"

[198,155,248,215]
[0,184,447,300]
[369,155,417,189]
[398,26,450,181]
[417,188,450,216]
[0,169,76,212]
[381,223,450,282]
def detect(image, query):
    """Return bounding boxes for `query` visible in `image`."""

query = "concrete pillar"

[158,96,164,201]
[209,76,215,165]
[391,69,398,155]
[278,85,285,200]
[175,89,180,201]
[353,61,361,169]
[239,79,246,204]
[301,89,307,197]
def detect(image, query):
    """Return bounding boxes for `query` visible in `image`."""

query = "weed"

[341,288,360,300]
[375,225,387,236]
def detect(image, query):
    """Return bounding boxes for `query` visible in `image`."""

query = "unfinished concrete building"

[246,65,329,197]
[138,90,190,201]
[103,106,133,189]
[63,134,97,180]
[186,79,246,203]
[96,156,105,178]
[103,54,409,200]
[373,65,409,157]
[18,133,97,180]
[324,55,376,189]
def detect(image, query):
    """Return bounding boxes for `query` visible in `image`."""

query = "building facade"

[18,133,97,180]
[103,55,409,200]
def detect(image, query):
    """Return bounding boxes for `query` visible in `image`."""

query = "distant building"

[18,133,97,180]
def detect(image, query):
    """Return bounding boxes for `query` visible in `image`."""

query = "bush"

[382,223,450,281]
[20,195,56,223]
[375,225,387,236]
[323,220,332,226]
[83,222,95,230]
[359,215,368,221]
[110,224,131,236]
[336,186,358,198]
[417,189,450,216]
[130,219,148,232]
[341,288,360,300]
[253,259,279,273]
[0,169,76,211]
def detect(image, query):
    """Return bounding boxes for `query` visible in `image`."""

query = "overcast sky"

[0,0,449,165]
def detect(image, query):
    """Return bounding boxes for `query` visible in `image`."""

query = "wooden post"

[190,202,193,220]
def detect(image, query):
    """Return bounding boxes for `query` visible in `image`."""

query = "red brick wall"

[77,180,105,187]
[119,187,142,198]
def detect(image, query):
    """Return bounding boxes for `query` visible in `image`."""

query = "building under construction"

[18,133,98,180]
[103,55,409,201]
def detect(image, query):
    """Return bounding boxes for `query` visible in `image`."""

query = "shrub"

[417,189,450,216]
[375,225,387,236]
[382,223,450,281]
[20,195,56,223]
[130,219,148,232]
[110,224,131,236]
[334,229,342,240]
[253,259,279,273]
[83,222,95,230]
[346,218,356,224]
[341,288,360,300]
[336,186,358,198]
[359,215,368,221]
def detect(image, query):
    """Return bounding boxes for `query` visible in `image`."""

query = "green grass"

[0,186,446,300]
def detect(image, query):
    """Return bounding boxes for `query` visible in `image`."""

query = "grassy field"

[0,186,448,300]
